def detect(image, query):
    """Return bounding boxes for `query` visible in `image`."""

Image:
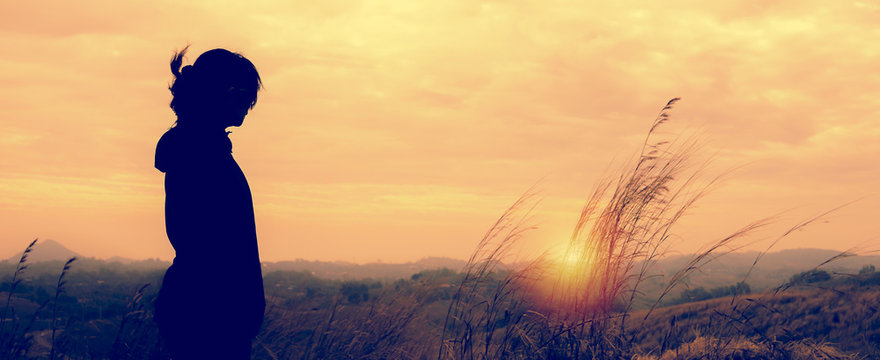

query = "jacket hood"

[155,127,233,173]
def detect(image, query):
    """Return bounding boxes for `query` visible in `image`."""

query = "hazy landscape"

[4,103,880,359]
[2,238,879,359]
[3,0,880,359]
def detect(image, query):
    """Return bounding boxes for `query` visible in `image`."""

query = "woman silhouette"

[154,47,265,359]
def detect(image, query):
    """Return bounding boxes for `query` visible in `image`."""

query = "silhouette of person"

[153,47,265,359]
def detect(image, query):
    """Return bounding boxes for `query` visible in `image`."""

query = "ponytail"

[168,45,195,119]
[170,46,187,78]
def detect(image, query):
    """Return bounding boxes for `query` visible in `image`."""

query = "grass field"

[2,99,876,359]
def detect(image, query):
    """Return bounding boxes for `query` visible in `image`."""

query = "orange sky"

[1,1,878,263]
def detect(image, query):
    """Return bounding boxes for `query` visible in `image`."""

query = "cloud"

[1,0,878,261]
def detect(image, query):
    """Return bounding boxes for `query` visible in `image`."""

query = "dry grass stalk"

[436,98,862,359]
[49,257,76,360]
[260,280,436,360]
[545,97,770,336]
[1,239,40,360]
[1,238,37,331]
[437,189,541,360]
[633,335,858,360]
[110,283,155,359]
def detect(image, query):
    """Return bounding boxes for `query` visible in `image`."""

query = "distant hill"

[4,239,80,263]
[263,256,468,280]
[655,248,877,274]
[2,240,467,280]
[648,248,880,291]
[5,239,878,285]
[105,256,137,264]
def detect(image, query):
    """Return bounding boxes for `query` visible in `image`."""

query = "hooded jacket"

[153,126,265,341]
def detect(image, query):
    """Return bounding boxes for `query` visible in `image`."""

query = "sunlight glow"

[0,0,876,262]
[533,240,606,314]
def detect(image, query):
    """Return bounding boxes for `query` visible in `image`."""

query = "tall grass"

[1,239,41,360]
[50,257,76,360]
[437,192,543,359]
[633,335,855,360]
[437,98,716,359]
[259,281,437,359]
[437,98,857,359]
[109,283,158,359]
[1,238,37,331]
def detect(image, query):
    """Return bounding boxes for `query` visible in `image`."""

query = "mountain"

[4,239,80,263]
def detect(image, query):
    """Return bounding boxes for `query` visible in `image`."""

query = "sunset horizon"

[4,2,880,359]
[2,1,878,264]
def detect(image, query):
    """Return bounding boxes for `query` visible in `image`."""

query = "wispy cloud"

[1,0,878,262]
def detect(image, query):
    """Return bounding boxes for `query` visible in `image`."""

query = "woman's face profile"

[221,85,255,128]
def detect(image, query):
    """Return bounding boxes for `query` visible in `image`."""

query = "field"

[2,100,878,359]
[2,255,879,359]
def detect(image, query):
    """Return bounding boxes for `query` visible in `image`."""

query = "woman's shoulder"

[155,127,235,174]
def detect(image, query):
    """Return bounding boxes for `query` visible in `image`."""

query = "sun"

[530,242,602,312]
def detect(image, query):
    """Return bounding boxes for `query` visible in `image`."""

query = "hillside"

[630,271,880,356]
[636,249,880,300]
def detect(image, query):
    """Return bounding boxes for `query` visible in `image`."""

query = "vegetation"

[432,98,861,359]
[790,269,832,285]
[1,243,878,359]
[1,99,876,359]
[667,282,751,306]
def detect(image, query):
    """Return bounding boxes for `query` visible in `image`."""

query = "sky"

[1,1,879,263]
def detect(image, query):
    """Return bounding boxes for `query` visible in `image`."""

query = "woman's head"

[169,46,262,128]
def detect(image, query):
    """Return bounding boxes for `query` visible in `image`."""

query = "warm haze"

[0,1,878,263]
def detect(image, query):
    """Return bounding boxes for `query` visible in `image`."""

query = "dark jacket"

[153,126,265,343]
